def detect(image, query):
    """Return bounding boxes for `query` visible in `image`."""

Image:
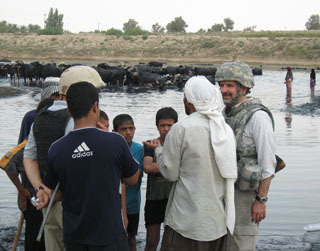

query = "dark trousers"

[64,239,129,251]
[24,201,45,251]
[161,226,227,251]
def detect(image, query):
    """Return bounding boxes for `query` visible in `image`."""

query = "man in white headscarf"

[144,76,237,251]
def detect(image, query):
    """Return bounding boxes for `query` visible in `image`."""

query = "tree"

[223,18,234,31]
[20,25,27,34]
[28,24,41,33]
[208,23,224,32]
[105,28,123,37]
[0,21,8,33]
[42,7,64,34]
[305,14,320,30]
[152,23,165,33]
[197,28,206,33]
[123,19,139,32]
[243,25,256,32]
[166,16,188,32]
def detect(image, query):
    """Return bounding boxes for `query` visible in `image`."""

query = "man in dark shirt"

[40,82,140,251]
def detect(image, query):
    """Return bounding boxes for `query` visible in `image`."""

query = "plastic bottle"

[304,223,320,232]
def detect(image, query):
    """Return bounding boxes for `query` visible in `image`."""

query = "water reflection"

[284,96,292,129]
[1,70,320,250]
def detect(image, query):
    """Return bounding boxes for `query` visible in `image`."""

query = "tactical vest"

[33,106,70,179]
[224,98,274,190]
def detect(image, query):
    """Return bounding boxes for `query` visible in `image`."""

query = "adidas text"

[72,151,93,159]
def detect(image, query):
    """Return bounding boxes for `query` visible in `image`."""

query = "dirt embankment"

[0,33,319,68]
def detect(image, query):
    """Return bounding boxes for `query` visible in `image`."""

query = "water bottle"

[304,223,320,232]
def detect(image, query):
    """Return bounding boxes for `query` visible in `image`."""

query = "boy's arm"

[122,169,140,185]
[6,171,31,211]
[121,183,128,229]
[143,156,159,174]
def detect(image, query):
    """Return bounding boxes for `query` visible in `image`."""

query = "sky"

[1,0,319,33]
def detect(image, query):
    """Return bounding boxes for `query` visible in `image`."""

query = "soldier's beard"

[222,94,234,106]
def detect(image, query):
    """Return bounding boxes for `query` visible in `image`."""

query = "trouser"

[24,201,45,251]
[227,188,259,251]
[42,201,64,251]
[64,238,129,251]
[160,226,227,251]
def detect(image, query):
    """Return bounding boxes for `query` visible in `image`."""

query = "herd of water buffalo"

[0,59,263,89]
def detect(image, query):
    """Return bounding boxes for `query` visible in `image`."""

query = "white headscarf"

[184,76,237,233]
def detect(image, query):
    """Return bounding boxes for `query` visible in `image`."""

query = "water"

[0,70,320,250]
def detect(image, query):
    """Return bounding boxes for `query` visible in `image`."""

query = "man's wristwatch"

[255,195,268,203]
[35,186,43,194]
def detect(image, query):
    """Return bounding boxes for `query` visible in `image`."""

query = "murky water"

[0,70,319,250]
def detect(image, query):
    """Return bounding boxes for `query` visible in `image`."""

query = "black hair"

[156,107,178,126]
[113,114,134,131]
[66,82,99,120]
[99,110,109,120]
[36,98,54,113]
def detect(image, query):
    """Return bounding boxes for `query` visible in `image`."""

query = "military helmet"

[215,61,254,88]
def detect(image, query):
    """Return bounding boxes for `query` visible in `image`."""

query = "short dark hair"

[66,82,99,120]
[99,110,109,120]
[156,107,178,126]
[113,114,134,131]
[36,98,54,113]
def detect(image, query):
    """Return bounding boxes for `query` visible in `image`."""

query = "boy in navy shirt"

[113,114,143,251]
[41,82,140,251]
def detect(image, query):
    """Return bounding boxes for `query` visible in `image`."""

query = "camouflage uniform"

[216,62,275,251]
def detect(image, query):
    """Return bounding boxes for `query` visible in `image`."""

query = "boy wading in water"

[142,107,178,251]
[113,114,144,251]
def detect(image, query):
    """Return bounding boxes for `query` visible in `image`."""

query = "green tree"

[166,16,188,32]
[208,23,224,32]
[152,23,165,33]
[42,7,64,34]
[243,25,256,32]
[0,21,8,33]
[123,19,139,32]
[223,18,234,31]
[305,14,320,30]
[28,24,41,33]
[20,25,27,34]
[124,27,148,36]
[105,28,123,37]
[7,23,19,33]
[197,28,206,33]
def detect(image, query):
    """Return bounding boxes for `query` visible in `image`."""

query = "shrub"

[105,28,123,37]
[201,40,215,48]
[37,27,63,35]
[124,28,149,36]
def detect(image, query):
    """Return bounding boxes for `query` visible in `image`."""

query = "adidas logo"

[72,142,93,159]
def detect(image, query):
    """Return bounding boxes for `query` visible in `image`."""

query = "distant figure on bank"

[284,67,293,97]
[310,69,316,95]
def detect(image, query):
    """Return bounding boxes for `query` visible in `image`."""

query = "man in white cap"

[24,66,105,251]
[144,76,237,251]
[4,76,61,251]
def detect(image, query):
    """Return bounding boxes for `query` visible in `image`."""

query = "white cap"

[43,77,60,88]
[41,77,60,101]
[59,66,106,95]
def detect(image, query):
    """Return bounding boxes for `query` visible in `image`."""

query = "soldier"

[216,61,277,251]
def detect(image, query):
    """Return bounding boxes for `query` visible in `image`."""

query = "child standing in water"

[310,69,316,95]
[113,114,143,251]
[285,66,293,97]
